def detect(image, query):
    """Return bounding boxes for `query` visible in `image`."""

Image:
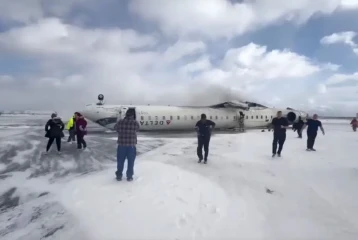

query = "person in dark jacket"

[66,114,76,143]
[195,114,216,164]
[45,113,65,153]
[115,109,140,181]
[300,114,325,151]
[75,112,87,150]
[351,118,357,132]
[294,116,304,138]
[271,111,289,157]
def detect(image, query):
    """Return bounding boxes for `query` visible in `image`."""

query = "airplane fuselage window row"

[246,115,274,120]
[139,115,274,121]
[140,115,235,121]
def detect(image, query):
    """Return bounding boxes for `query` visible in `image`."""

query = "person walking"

[66,113,76,143]
[45,113,65,154]
[271,111,289,157]
[75,112,87,150]
[295,116,304,138]
[300,114,325,151]
[195,113,216,164]
[350,118,357,132]
[115,109,140,181]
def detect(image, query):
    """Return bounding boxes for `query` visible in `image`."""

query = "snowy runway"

[60,122,358,240]
[61,161,229,240]
[1,118,358,239]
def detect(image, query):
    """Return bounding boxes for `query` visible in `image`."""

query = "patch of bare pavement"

[0,115,165,240]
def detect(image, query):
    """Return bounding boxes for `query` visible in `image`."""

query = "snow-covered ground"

[1,117,358,240]
[58,124,358,240]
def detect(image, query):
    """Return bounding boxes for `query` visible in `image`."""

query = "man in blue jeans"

[115,109,140,181]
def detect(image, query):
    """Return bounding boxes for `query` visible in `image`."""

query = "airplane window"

[226,116,229,119]
[271,116,273,119]
[246,116,248,119]
[177,116,180,120]
[191,116,194,120]
[210,116,212,119]
[261,115,263,119]
[256,116,258,119]
[141,116,144,120]
[215,116,218,120]
[265,116,268,119]
[184,115,187,120]
[148,116,151,120]
[251,116,253,119]
[155,116,158,120]
[162,116,165,120]
[170,116,173,120]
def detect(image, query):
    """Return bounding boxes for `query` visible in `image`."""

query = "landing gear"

[96,94,105,105]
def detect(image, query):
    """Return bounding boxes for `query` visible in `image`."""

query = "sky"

[0,0,358,116]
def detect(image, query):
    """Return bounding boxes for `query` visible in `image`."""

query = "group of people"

[43,108,332,181]
[271,111,325,157]
[113,109,329,181]
[192,111,326,160]
[46,108,328,182]
[113,110,216,181]
[44,112,88,154]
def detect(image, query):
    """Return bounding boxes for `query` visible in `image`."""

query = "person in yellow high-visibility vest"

[66,114,76,143]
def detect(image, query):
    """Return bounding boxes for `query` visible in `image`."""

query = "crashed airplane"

[82,95,308,131]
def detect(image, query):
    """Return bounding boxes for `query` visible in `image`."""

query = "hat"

[51,113,57,118]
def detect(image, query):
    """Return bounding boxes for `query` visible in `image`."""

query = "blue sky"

[0,0,358,116]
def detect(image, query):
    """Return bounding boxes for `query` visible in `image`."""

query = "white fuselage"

[82,104,308,131]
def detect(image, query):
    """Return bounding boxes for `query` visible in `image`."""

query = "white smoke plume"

[184,84,254,106]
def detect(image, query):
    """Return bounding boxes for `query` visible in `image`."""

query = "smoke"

[184,84,254,106]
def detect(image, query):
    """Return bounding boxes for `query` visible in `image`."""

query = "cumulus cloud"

[221,43,320,80]
[340,0,358,9]
[317,84,328,94]
[322,63,341,71]
[326,72,358,85]
[312,85,358,113]
[129,0,358,39]
[0,75,14,85]
[0,0,94,24]
[321,31,357,46]
[0,17,327,113]
[320,31,358,54]
[0,0,357,116]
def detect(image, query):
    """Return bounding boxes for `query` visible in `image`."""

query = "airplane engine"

[286,111,297,123]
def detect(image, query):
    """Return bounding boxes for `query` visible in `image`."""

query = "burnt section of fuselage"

[245,101,268,108]
[208,101,249,110]
[95,117,117,127]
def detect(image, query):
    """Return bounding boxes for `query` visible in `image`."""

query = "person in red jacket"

[351,118,357,132]
[75,112,87,149]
